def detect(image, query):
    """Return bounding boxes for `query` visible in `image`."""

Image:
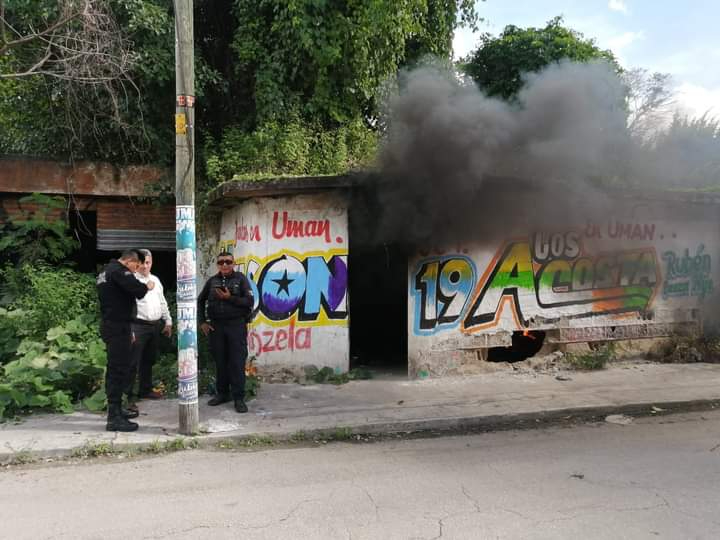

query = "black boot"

[207,393,231,406]
[107,403,139,432]
[122,405,139,419]
[234,399,248,413]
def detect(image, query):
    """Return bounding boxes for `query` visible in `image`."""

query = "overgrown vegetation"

[304,366,373,385]
[564,343,615,371]
[649,333,720,364]
[0,199,109,420]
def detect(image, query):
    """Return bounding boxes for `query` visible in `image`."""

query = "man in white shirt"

[127,249,173,403]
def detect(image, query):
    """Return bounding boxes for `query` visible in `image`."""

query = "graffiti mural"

[662,244,714,299]
[412,255,476,335]
[413,231,663,335]
[217,197,350,370]
[236,249,348,327]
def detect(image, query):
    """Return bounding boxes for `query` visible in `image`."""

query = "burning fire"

[245,359,257,376]
[523,330,537,340]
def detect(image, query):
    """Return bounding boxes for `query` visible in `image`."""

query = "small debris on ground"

[555,375,572,381]
[651,406,665,414]
[605,414,634,425]
[570,473,585,479]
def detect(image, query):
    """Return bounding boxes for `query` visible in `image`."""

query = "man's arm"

[156,277,173,325]
[229,275,254,308]
[113,269,149,299]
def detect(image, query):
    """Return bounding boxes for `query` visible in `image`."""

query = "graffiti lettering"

[237,250,348,326]
[532,232,580,262]
[236,217,262,243]
[463,241,658,330]
[662,245,713,299]
[607,222,655,241]
[413,237,662,335]
[272,211,332,243]
[412,256,476,335]
[248,321,312,357]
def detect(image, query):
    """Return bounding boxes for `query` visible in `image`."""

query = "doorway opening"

[69,210,97,273]
[348,195,408,376]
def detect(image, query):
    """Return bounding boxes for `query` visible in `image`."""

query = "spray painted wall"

[408,196,720,376]
[216,192,349,372]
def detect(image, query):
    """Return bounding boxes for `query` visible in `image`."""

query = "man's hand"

[162,324,172,338]
[215,286,231,300]
[131,332,136,345]
[146,280,156,290]
[200,322,214,336]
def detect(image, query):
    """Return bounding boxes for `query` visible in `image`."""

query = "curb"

[2,398,719,465]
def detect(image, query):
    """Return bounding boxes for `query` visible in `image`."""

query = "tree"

[643,114,720,188]
[229,0,478,129]
[1,1,478,174]
[200,0,479,183]
[623,67,675,137]
[462,16,617,100]
[0,1,149,160]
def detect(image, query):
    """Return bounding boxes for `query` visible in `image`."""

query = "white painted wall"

[408,197,720,371]
[215,192,349,372]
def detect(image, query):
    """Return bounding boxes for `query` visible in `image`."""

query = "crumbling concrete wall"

[214,192,349,373]
[408,196,719,377]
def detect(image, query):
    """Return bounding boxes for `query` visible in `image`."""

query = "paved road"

[4,410,720,540]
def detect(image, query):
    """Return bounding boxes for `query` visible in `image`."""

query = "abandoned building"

[0,158,176,284]
[203,175,720,378]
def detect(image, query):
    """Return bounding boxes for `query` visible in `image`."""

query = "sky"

[453,0,720,119]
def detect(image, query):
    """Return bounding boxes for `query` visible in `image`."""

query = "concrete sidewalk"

[2,361,720,461]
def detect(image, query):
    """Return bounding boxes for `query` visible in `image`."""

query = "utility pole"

[174,0,199,435]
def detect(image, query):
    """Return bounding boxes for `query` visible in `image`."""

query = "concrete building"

[206,175,720,378]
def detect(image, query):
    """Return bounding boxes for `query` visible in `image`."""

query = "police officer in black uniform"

[198,251,254,413]
[97,249,154,431]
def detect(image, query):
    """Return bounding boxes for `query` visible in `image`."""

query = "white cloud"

[608,30,644,53]
[608,0,629,14]
[675,83,720,120]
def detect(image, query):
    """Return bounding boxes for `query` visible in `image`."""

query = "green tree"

[462,16,617,100]
[2,1,478,176]
[200,0,478,183]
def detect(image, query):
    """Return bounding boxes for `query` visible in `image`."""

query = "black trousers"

[100,320,132,407]
[209,319,248,400]
[127,320,162,398]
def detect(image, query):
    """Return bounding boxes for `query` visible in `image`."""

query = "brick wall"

[0,195,173,232]
[0,159,167,197]
[96,200,174,230]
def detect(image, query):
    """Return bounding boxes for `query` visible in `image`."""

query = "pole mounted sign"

[175,0,199,434]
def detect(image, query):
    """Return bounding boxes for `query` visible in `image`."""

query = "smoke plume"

[364,60,715,247]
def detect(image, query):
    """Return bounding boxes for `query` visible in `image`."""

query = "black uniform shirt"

[197,270,254,322]
[97,259,149,323]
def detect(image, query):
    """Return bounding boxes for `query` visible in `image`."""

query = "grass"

[565,344,614,371]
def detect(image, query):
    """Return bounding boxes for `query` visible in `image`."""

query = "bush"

[17,265,99,339]
[0,316,106,419]
[565,344,614,370]
[650,334,720,363]
[0,193,77,266]
[205,117,377,184]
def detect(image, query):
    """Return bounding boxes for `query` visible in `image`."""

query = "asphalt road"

[4,410,720,540]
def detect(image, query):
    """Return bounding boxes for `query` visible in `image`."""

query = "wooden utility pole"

[174,0,199,435]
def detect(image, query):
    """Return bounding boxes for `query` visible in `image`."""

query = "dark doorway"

[69,210,97,273]
[348,189,408,373]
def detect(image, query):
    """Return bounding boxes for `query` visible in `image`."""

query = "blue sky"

[453,0,720,118]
